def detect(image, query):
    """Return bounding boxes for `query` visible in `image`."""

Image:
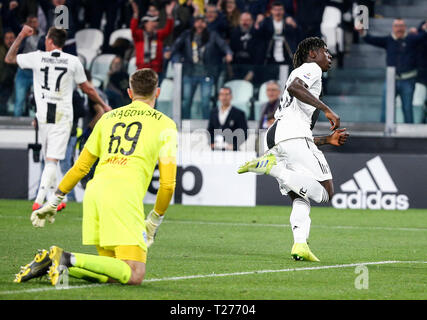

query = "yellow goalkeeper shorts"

[82,179,148,255]
[96,245,147,263]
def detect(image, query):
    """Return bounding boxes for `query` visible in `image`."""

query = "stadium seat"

[258,81,269,103]
[128,56,137,75]
[157,78,174,118]
[223,80,254,118]
[192,85,203,119]
[90,54,116,89]
[191,84,216,119]
[75,29,104,51]
[77,48,98,70]
[165,61,175,79]
[109,28,133,46]
[77,52,86,69]
[321,6,344,56]
[91,77,103,88]
[76,29,104,69]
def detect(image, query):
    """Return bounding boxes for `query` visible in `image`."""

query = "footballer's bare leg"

[123,260,146,285]
[320,179,334,200]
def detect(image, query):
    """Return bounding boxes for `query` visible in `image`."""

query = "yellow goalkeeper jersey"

[84,100,177,201]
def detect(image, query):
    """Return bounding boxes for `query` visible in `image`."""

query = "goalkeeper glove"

[145,210,164,248]
[31,193,65,228]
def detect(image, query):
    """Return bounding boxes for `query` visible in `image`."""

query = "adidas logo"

[332,156,409,210]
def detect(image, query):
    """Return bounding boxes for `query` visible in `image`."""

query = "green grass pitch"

[0,200,426,300]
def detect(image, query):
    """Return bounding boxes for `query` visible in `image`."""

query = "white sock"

[35,161,57,205]
[290,197,311,244]
[269,166,329,203]
[305,215,312,241]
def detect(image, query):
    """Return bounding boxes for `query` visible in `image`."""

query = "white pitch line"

[1,215,426,232]
[1,260,426,296]
[165,220,427,232]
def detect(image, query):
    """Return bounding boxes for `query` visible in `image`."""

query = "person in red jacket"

[130,1,175,82]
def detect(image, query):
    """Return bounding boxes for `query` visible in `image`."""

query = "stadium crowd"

[0,0,426,125]
[0,1,365,115]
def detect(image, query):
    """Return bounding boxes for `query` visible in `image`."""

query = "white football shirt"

[17,49,87,124]
[274,62,322,141]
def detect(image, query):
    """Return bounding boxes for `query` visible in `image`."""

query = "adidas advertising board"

[331,156,409,210]
[7,147,427,209]
[143,150,257,206]
[256,153,427,210]
[25,149,258,207]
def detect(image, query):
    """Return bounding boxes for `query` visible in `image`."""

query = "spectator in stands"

[170,15,233,119]
[179,0,204,14]
[285,0,327,40]
[39,0,79,38]
[228,11,268,85]
[85,0,120,50]
[59,89,86,201]
[79,69,109,150]
[0,30,17,115]
[1,0,21,35]
[357,19,427,123]
[205,4,228,38]
[208,86,248,151]
[263,1,299,80]
[77,69,110,188]
[171,0,197,43]
[145,2,160,18]
[14,15,42,117]
[235,0,268,20]
[106,37,134,61]
[130,0,175,83]
[218,0,241,40]
[105,56,131,109]
[410,20,427,87]
[37,0,79,55]
[258,80,281,129]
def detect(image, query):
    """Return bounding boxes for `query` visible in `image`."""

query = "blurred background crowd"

[0,0,426,131]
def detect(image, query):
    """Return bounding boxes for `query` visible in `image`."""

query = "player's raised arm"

[79,81,112,112]
[287,77,340,130]
[4,25,33,64]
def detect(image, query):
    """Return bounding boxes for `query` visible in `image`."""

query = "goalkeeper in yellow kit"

[14,69,177,285]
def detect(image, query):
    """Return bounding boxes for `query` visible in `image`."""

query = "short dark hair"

[219,86,232,95]
[26,14,38,20]
[271,1,284,8]
[293,37,327,69]
[130,68,158,97]
[2,28,15,37]
[47,27,67,48]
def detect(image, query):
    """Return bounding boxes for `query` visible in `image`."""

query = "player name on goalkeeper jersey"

[105,108,164,121]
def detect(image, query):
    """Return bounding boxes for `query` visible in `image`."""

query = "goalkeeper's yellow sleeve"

[154,157,177,215]
[58,148,98,194]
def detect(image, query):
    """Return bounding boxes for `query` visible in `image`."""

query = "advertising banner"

[256,153,427,210]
